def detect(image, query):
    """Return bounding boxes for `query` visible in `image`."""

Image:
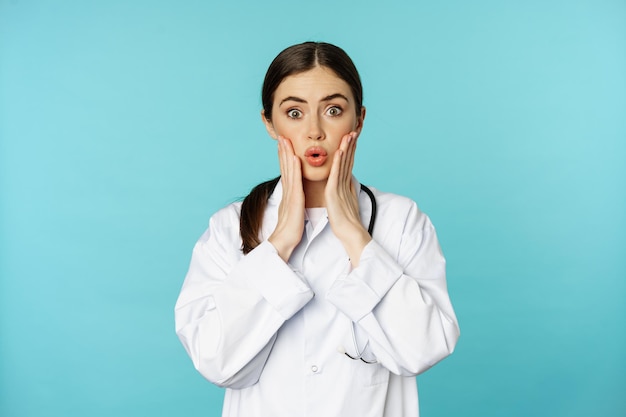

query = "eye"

[287,109,303,119]
[326,106,343,117]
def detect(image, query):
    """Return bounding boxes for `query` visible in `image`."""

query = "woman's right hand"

[268,137,305,262]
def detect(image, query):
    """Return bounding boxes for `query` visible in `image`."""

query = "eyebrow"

[279,93,349,106]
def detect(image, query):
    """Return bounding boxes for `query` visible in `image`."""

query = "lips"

[304,146,328,167]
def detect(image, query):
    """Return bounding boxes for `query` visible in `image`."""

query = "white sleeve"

[174,207,314,388]
[326,202,460,376]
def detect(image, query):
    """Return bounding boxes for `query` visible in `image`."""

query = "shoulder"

[367,186,426,216]
[210,201,243,225]
[197,201,243,244]
[360,186,441,261]
[362,185,430,228]
[364,186,414,208]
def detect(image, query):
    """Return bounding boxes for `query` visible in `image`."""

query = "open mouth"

[305,147,328,167]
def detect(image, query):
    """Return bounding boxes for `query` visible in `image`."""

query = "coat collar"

[265,176,375,237]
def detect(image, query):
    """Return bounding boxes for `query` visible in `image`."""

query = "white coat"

[175,179,460,417]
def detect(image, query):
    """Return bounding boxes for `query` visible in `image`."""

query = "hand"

[268,137,305,262]
[325,131,372,267]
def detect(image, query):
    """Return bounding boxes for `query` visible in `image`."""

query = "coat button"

[311,365,319,373]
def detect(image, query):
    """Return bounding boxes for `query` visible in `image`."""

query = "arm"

[174,207,314,388]
[326,202,460,376]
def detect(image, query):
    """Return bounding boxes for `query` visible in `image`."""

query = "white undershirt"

[305,207,326,229]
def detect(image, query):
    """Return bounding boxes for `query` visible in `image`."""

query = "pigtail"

[240,176,280,254]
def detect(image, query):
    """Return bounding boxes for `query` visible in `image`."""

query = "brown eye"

[287,109,302,119]
[327,106,342,117]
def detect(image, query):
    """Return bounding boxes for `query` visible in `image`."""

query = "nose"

[307,114,324,141]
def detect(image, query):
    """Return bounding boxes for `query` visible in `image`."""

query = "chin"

[302,168,330,183]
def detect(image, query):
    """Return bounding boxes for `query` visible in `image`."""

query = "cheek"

[272,120,299,138]
[338,115,359,132]
[329,118,357,139]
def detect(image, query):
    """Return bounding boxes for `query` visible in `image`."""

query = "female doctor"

[175,42,460,417]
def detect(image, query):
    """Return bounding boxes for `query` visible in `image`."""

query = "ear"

[261,110,278,140]
[354,106,366,134]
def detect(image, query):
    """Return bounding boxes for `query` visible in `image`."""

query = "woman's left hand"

[325,131,372,267]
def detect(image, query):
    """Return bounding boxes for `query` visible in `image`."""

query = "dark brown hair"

[240,42,363,254]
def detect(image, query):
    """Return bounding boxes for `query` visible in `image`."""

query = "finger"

[281,139,296,198]
[278,136,288,174]
[338,134,352,188]
[282,137,296,156]
[282,137,297,190]
[327,146,342,192]
[343,132,359,196]
[342,133,354,179]
[282,137,301,185]
[276,138,291,214]
[292,153,303,192]
[335,134,357,204]
[277,136,287,180]
[279,136,292,173]
[345,131,358,179]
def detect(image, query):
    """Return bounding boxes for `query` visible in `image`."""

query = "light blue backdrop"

[1,1,624,416]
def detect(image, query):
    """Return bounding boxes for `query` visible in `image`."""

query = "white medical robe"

[175,179,460,417]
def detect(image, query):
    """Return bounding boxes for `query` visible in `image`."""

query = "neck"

[303,179,327,208]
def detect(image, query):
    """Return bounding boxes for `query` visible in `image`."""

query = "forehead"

[274,66,353,101]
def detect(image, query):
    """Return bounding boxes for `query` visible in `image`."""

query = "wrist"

[268,235,295,263]
[342,228,371,268]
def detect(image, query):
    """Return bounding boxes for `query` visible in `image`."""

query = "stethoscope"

[360,184,377,236]
[339,184,378,364]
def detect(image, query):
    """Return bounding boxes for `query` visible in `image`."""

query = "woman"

[175,42,460,417]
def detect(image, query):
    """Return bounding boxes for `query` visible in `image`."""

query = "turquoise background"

[1,1,624,416]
